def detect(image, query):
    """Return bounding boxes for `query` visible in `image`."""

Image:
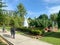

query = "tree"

[29,14,49,29]
[37,14,48,28]
[0,0,7,26]
[17,3,27,27]
[17,3,27,17]
[50,13,58,22]
[4,14,11,26]
[57,11,60,28]
[50,13,58,28]
[38,14,48,19]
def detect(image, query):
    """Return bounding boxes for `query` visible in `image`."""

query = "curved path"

[0,29,52,45]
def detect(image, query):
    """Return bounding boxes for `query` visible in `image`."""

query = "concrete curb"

[0,35,14,45]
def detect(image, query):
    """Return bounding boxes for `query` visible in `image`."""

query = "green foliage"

[57,11,60,28]
[17,3,27,27]
[28,14,51,29]
[17,3,27,17]
[38,14,48,19]
[4,15,11,26]
[0,0,7,26]
[10,18,15,26]
[0,2,27,27]
[37,14,49,28]
[50,13,58,27]
[29,19,35,26]
[16,27,44,35]
[50,13,58,21]
[9,16,20,28]
[30,30,42,35]
[14,17,20,28]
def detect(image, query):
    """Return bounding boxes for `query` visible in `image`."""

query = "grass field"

[40,30,60,45]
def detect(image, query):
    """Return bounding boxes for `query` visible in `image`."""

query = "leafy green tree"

[4,14,11,26]
[57,11,60,28]
[50,13,58,22]
[9,18,15,26]
[38,14,48,19]
[0,0,7,26]
[17,3,27,27]
[29,14,49,29]
[37,14,48,28]
[17,3,27,17]
[50,13,58,28]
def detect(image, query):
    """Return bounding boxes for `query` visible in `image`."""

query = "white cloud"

[48,6,60,14]
[44,0,60,3]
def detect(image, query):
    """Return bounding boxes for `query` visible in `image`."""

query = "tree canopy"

[0,0,7,25]
[57,11,60,28]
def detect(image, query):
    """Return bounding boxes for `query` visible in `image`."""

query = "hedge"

[16,27,45,35]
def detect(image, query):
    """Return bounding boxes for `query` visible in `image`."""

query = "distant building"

[2,10,15,16]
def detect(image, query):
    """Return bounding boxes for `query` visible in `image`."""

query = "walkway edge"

[0,35,14,45]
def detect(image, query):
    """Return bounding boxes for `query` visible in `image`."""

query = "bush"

[16,27,44,35]
[16,27,31,32]
[30,30,42,35]
[41,30,45,35]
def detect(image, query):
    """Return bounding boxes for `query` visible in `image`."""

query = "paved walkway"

[0,29,52,45]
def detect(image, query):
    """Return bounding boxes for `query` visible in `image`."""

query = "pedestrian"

[10,26,15,39]
[2,24,5,32]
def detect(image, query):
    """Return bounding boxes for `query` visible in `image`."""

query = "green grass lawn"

[40,31,60,45]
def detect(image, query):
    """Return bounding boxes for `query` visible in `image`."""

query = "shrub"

[31,30,41,35]
[16,27,44,35]
[41,30,45,35]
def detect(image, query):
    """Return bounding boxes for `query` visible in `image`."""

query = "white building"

[3,10,15,16]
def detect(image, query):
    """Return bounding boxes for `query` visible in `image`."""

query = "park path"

[0,29,52,45]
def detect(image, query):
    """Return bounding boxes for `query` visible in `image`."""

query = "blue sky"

[3,0,60,18]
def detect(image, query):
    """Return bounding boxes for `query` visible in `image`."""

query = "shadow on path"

[3,34,11,38]
[0,31,3,33]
